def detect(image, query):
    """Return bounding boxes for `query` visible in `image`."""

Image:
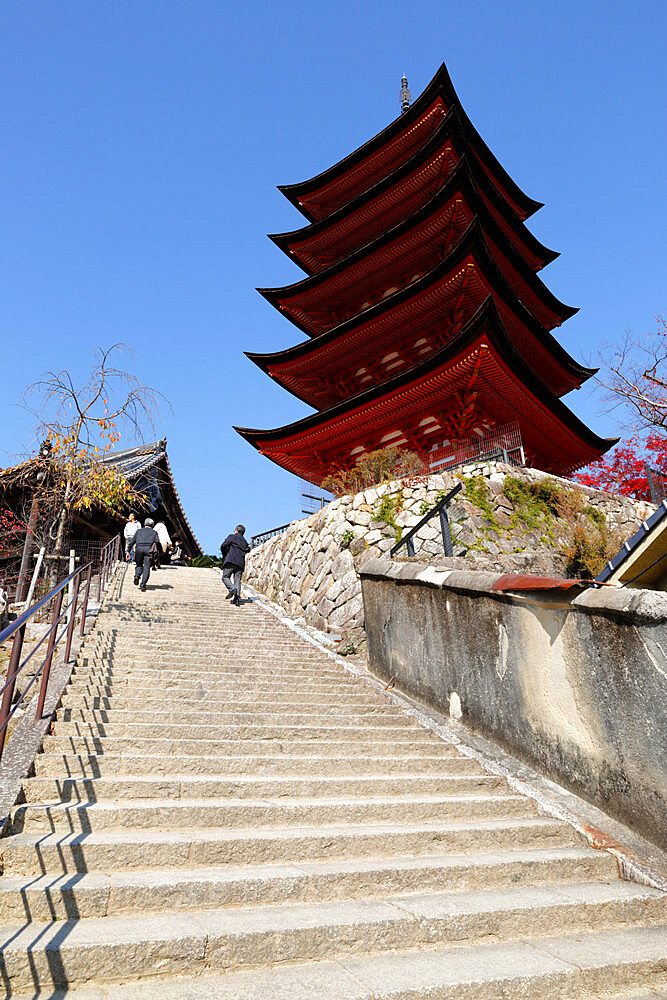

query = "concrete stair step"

[0,847,619,921]
[51,716,418,738]
[75,666,359,684]
[68,670,364,686]
[65,681,377,701]
[78,651,359,667]
[69,671,366,689]
[81,656,345,673]
[10,792,536,834]
[60,687,376,708]
[51,719,419,739]
[23,772,506,802]
[40,735,452,757]
[62,688,376,706]
[41,927,664,1000]
[32,751,481,777]
[87,632,328,641]
[1,816,582,875]
[0,883,663,993]
[59,704,405,723]
[66,683,377,702]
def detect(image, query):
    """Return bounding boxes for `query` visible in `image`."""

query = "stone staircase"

[0,565,664,997]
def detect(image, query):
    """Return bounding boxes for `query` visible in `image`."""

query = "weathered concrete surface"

[360,559,667,850]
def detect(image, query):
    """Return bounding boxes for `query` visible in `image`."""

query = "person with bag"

[220,525,250,606]
[127,517,162,591]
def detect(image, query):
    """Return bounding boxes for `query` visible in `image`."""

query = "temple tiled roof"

[99,440,166,478]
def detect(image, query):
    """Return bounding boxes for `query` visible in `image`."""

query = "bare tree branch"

[592,317,667,435]
[17,343,171,576]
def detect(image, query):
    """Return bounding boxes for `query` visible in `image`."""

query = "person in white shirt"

[123,513,140,556]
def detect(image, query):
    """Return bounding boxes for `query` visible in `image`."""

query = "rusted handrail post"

[36,589,64,719]
[80,563,93,637]
[64,575,81,664]
[0,625,26,760]
[97,551,104,603]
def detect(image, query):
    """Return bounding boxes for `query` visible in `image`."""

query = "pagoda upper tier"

[259,160,575,341]
[278,63,542,224]
[239,62,610,484]
[270,108,555,277]
[237,302,615,484]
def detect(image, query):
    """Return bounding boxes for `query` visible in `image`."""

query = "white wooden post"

[67,549,75,623]
[23,547,46,609]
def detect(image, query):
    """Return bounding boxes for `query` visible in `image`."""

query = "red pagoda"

[236,63,614,485]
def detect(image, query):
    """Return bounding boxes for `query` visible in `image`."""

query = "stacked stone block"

[246,462,654,632]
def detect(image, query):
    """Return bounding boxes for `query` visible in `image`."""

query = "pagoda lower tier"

[236,302,615,486]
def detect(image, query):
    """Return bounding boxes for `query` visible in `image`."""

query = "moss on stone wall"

[374,491,404,541]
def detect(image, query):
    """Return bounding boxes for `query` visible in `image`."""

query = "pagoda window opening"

[380,430,403,444]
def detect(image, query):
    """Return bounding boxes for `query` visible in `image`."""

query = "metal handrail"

[390,483,463,559]
[97,534,121,600]
[251,524,291,548]
[0,532,121,760]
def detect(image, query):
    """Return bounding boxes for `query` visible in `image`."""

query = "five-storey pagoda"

[236,63,614,485]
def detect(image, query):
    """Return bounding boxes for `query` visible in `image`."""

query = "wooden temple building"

[237,62,614,486]
[0,439,201,597]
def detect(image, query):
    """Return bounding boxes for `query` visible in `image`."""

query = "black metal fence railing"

[391,483,463,559]
[251,524,291,549]
[424,421,525,475]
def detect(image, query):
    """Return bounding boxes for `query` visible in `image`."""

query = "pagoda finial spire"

[400,74,411,114]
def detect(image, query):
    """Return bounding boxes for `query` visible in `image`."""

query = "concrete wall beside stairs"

[360,558,667,851]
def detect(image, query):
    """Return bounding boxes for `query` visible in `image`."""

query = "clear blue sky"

[1,1,665,552]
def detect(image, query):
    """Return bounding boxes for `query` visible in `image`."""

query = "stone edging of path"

[235,573,667,894]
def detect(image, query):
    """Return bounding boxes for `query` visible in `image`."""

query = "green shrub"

[322,447,424,497]
[188,554,224,568]
[463,476,495,522]
[584,505,606,527]
[338,529,355,549]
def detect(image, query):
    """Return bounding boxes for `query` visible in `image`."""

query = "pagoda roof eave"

[264,218,577,342]
[235,301,615,475]
[268,110,557,276]
[277,63,543,223]
[245,292,594,411]
[249,221,587,392]
[258,157,565,326]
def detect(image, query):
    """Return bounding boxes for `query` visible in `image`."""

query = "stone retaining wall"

[245,463,654,632]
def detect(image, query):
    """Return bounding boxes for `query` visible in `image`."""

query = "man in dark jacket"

[127,517,162,591]
[220,525,250,606]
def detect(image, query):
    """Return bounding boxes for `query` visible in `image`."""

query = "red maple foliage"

[573,315,667,500]
[0,509,27,560]
[573,433,667,500]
